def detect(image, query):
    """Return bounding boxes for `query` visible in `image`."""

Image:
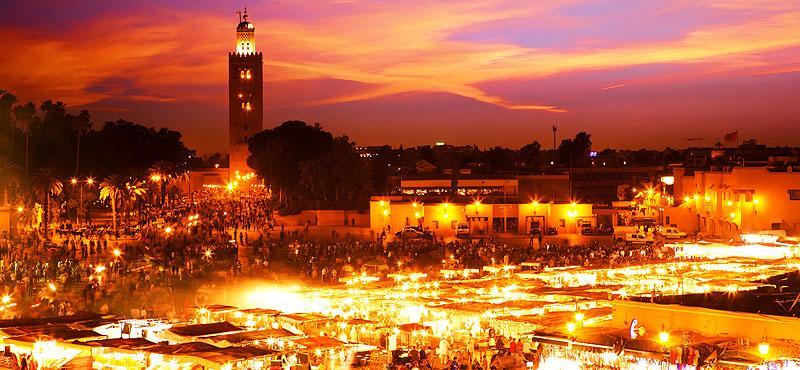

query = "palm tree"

[30,167,63,239]
[0,158,21,206]
[73,109,92,175]
[149,161,184,206]
[124,179,148,225]
[12,102,36,177]
[99,175,126,234]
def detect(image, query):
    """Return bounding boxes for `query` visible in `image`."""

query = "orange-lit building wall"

[369,197,593,236]
[665,167,800,237]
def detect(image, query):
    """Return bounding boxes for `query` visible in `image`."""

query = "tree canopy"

[248,121,373,209]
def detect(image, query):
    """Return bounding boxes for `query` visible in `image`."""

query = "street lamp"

[72,177,95,226]
[758,337,769,360]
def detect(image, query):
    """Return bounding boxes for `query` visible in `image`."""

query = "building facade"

[370,197,593,237]
[665,167,800,238]
[228,8,263,176]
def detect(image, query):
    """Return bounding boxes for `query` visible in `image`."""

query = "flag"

[723,130,738,144]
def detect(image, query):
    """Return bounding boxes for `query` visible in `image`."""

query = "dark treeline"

[0,91,194,181]
[0,90,201,237]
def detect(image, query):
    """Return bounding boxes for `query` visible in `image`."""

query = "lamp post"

[71,177,95,226]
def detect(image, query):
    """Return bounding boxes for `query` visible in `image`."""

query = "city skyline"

[2,1,800,154]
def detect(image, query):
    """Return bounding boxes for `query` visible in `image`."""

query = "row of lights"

[380,199,579,219]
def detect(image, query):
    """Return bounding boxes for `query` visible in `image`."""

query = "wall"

[612,300,800,343]
[668,167,800,237]
[518,174,570,203]
[280,210,369,226]
[370,198,594,236]
[183,169,230,194]
[0,207,11,238]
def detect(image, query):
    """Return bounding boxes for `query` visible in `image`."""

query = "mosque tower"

[228,7,263,176]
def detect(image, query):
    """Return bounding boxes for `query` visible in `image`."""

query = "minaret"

[228,7,263,177]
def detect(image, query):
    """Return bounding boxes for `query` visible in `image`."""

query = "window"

[665,216,671,225]
[405,217,410,226]
[789,190,800,200]
[559,219,566,227]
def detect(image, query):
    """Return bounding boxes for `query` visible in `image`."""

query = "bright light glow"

[474,200,481,207]
[727,200,733,206]
[379,200,385,206]
[741,233,780,244]
[70,178,78,185]
[95,266,106,273]
[759,342,770,356]
[659,331,669,344]
[574,312,584,322]
[86,177,94,185]
[382,209,389,216]
[48,283,57,292]
[113,249,121,257]
[16,206,23,213]
[414,212,421,218]
[532,201,539,207]
[150,174,162,182]
[753,198,760,205]
[704,195,711,202]
[164,226,173,234]
[412,202,418,208]
[566,321,576,333]
[660,176,674,185]
[566,210,578,218]
[729,212,736,219]
[246,286,329,314]
[669,242,796,260]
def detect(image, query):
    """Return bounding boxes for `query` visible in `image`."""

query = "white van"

[661,227,687,239]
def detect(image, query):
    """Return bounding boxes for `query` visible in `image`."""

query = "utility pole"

[552,125,557,151]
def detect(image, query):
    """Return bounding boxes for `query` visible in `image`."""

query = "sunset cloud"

[0,0,798,151]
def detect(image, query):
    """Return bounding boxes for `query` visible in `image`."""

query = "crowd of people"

[0,190,690,370]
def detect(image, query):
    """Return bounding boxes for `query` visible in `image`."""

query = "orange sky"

[1,0,799,153]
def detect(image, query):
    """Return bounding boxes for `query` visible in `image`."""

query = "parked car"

[618,232,654,245]
[545,227,558,235]
[596,224,614,235]
[660,227,688,239]
[580,223,593,235]
[456,223,470,238]
[395,226,432,239]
